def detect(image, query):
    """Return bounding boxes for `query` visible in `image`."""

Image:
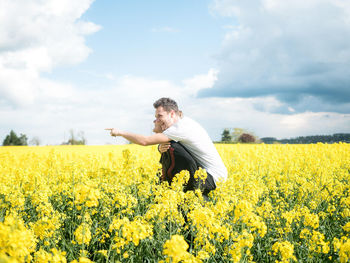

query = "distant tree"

[62,130,86,145]
[29,136,41,146]
[238,133,257,143]
[221,128,232,142]
[219,128,261,143]
[232,128,246,142]
[19,134,28,145]
[2,130,28,146]
[77,131,87,145]
[230,128,260,143]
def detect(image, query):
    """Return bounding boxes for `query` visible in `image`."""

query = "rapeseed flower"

[74,223,92,245]
[272,241,297,263]
[0,214,36,262]
[34,248,67,263]
[163,235,193,263]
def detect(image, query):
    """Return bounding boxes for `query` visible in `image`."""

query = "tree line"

[220,128,350,144]
[2,129,350,146]
[260,133,350,144]
[2,130,86,146]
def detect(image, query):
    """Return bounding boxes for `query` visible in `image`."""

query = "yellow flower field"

[0,143,349,262]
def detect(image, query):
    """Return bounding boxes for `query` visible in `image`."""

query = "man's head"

[153,97,179,113]
[153,98,180,130]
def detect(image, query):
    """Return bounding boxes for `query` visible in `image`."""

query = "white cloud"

[210,0,243,17]
[279,112,350,137]
[183,69,218,96]
[1,70,349,145]
[0,73,193,145]
[0,0,100,107]
[0,54,220,144]
[183,97,350,140]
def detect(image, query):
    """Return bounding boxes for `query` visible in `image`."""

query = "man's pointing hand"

[105,128,121,137]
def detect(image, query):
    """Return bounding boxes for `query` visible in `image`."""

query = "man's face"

[155,106,175,131]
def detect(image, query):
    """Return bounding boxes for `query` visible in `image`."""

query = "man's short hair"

[153,98,179,113]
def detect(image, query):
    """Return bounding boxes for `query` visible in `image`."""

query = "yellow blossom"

[272,241,297,263]
[74,223,92,245]
[0,214,36,262]
[163,235,193,263]
[343,222,350,232]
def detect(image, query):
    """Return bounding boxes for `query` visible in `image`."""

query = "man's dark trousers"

[159,141,216,199]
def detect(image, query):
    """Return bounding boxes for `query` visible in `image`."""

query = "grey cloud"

[203,0,350,113]
[199,80,350,113]
[287,96,350,114]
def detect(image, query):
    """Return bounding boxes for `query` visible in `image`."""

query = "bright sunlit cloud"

[0,0,100,107]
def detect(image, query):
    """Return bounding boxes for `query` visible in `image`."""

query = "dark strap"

[166,147,176,182]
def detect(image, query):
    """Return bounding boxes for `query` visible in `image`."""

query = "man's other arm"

[105,128,170,146]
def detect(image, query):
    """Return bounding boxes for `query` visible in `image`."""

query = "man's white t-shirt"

[163,116,228,184]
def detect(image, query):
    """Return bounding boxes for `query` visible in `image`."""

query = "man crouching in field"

[152,116,209,196]
[106,97,227,199]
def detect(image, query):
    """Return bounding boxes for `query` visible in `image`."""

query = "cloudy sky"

[1,0,350,145]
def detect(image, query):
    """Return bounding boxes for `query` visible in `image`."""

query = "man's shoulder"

[163,116,206,140]
[178,116,200,126]
[163,117,191,139]
[169,116,200,131]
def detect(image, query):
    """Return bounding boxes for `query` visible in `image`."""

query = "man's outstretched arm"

[105,128,170,146]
